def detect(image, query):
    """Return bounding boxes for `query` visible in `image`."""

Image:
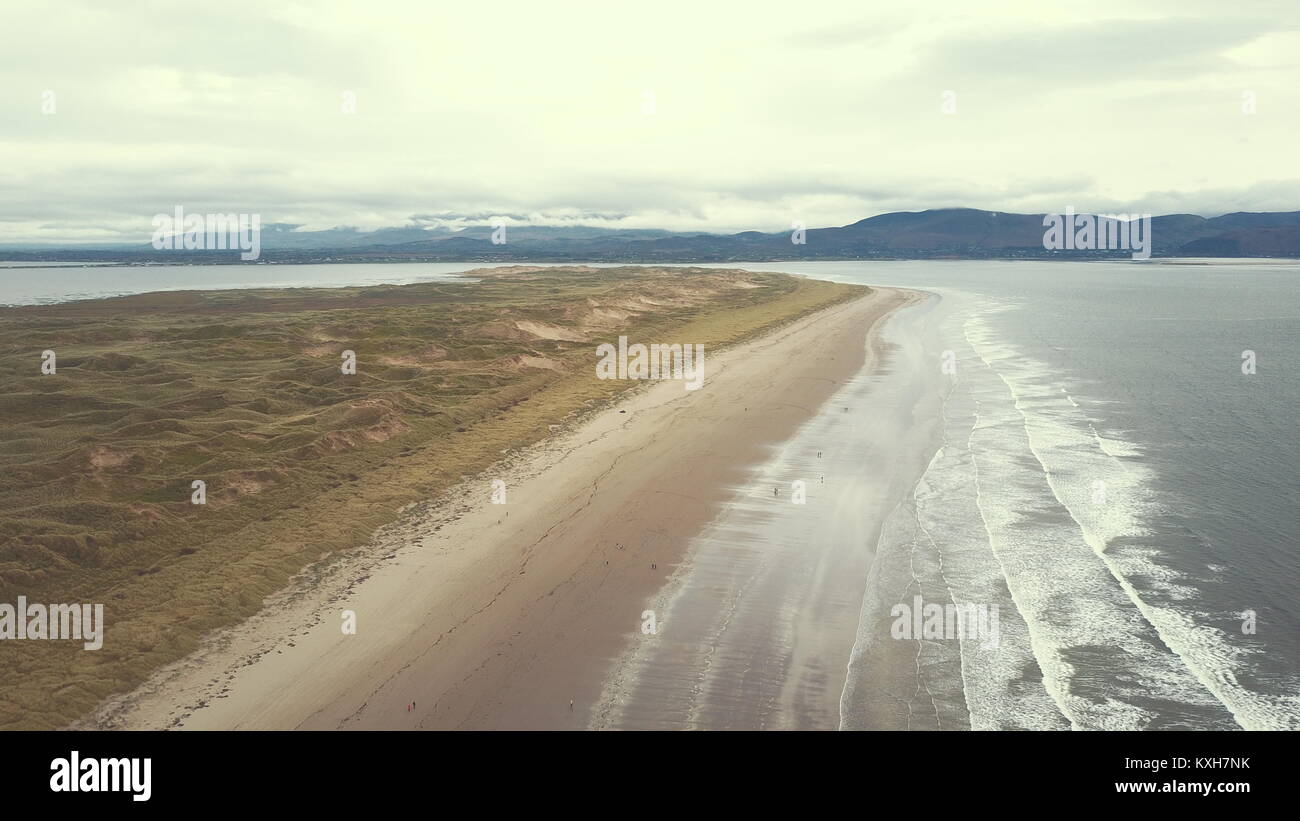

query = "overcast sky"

[2,0,1298,242]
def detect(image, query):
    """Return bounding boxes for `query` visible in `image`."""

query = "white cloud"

[0,0,1296,243]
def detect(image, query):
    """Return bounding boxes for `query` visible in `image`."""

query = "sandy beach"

[81,285,917,731]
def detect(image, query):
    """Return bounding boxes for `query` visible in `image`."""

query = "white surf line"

[835,295,1064,732]
[901,372,951,729]
[916,378,986,730]
[962,324,1178,728]
[922,374,1066,730]
[961,370,1080,729]
[892,294,1080,729]
[962,318,1270,730]
[917,355,970,728]
[911,500,954,728]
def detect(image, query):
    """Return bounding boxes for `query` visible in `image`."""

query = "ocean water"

[730,260,1300,730]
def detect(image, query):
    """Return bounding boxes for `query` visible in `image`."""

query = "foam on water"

[590,265,1298,731]
[956,305,1300,729]
[714,261,1297,731]
[839,290,1300,730]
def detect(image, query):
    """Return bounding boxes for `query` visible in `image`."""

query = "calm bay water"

[0,262,480,305]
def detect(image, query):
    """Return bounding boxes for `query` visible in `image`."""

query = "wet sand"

[81,286,917,731]
[593,290,942,730]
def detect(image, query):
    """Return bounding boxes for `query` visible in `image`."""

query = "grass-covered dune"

[0,265,865,729]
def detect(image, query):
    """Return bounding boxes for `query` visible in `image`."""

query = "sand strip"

[81,286,915,730]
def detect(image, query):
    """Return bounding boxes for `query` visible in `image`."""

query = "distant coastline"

[5,207,1300,265]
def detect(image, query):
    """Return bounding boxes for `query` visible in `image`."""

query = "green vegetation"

[0,265,865,729]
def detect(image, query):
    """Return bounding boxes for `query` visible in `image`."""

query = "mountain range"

[5,208,1300,263]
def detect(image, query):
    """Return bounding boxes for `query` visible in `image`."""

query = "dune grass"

[0,265,865,729]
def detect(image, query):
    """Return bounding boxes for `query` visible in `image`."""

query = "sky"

[2,0,1298,243]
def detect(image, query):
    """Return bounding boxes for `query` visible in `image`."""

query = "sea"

[718,260,1300,730]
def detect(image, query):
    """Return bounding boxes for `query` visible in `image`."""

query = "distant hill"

[5,208,1300,263]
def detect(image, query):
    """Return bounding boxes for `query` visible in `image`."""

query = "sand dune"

[81,286,914,730]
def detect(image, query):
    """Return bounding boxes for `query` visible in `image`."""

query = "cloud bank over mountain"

[2,0,1297,243]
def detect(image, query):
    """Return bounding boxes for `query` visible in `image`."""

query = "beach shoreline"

[79,285,919,731]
